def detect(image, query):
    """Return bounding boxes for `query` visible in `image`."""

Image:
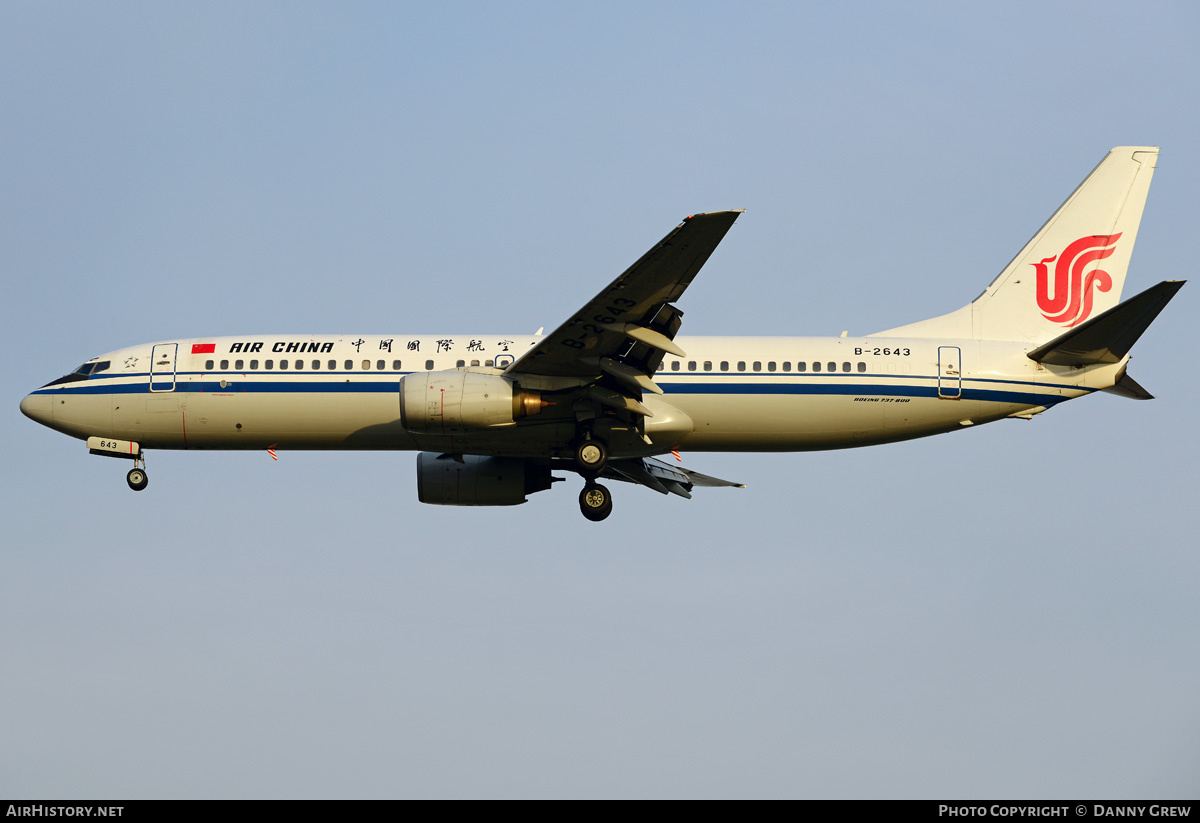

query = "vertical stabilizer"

[877,147,1158,343]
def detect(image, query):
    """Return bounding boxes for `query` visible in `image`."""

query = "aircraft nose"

[20,393,53,426]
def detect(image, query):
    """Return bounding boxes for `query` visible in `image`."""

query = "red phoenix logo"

[1032,233,1122,327]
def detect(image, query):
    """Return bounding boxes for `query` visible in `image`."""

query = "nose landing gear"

[125,452,149,491]
[86,437,148,492]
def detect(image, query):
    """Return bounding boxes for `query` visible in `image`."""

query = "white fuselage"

[21,332,1123,458]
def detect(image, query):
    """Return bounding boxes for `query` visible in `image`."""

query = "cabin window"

[378,360,386,370]
[796,362,806,372]
[858,362,866,373]
[783,362,791,372]
[293,360,301,370]
[703,361,712,371]
[312,360,320,370]
[688,361,696,371]
[753,361,761,372]
[485,360,494,367]
[345,360,353,370]
[768,361,776,372]
[827,362,836,372]
[220,359,229,370]
[205,360,214,370]
[657,362,664,372]
[279,359,289,370]
[362,360,370,370]
[813,362,821,372]
[720,361,729,371]
[265,360,274,370]
[329,360,337,370]
[393,360,402,370]
[842,362,851,372]
[235,359,244,370]
[671,361,680,371]
[250,360,258,370]
[425,360,434,370]
[470,360,480,367]
[456,360,465,368]
[737,361,746,372]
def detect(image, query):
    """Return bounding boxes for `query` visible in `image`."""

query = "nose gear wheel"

[126,467,148,491]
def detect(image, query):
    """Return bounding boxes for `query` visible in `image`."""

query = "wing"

[506,210,744,383]
[603,457,745,498]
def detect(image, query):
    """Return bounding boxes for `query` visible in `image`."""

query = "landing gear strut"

[579,482,613,522]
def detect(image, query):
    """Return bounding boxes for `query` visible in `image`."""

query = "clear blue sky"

[3,1,1197,798]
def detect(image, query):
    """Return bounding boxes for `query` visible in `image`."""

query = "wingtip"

[684,209,747,221]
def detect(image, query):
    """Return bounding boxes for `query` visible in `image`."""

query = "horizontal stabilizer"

[1101,372,1154,400]
[1027,280,1185,366]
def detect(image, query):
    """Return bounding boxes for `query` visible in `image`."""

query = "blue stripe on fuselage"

[32,376,1076,406]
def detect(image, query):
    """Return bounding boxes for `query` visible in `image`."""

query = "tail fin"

[878,147,1159,343]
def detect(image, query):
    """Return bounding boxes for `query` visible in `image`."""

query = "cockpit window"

[71,360,111,377]
[44,360,108,388]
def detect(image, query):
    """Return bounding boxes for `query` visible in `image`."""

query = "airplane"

[20,146,1183,521]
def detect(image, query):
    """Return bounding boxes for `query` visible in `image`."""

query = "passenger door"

[150,343,177,392]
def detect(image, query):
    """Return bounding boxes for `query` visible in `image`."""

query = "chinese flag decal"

[191,343,216,354]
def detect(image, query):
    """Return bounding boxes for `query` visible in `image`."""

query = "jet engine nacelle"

[399,371,544,435]
[416,453,553,506]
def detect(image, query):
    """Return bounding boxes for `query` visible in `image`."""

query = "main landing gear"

[579,482,613,522]
[574,434,612,521]
[574,437,608,474]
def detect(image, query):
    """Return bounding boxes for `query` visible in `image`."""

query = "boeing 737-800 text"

[20,147,1183,520]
